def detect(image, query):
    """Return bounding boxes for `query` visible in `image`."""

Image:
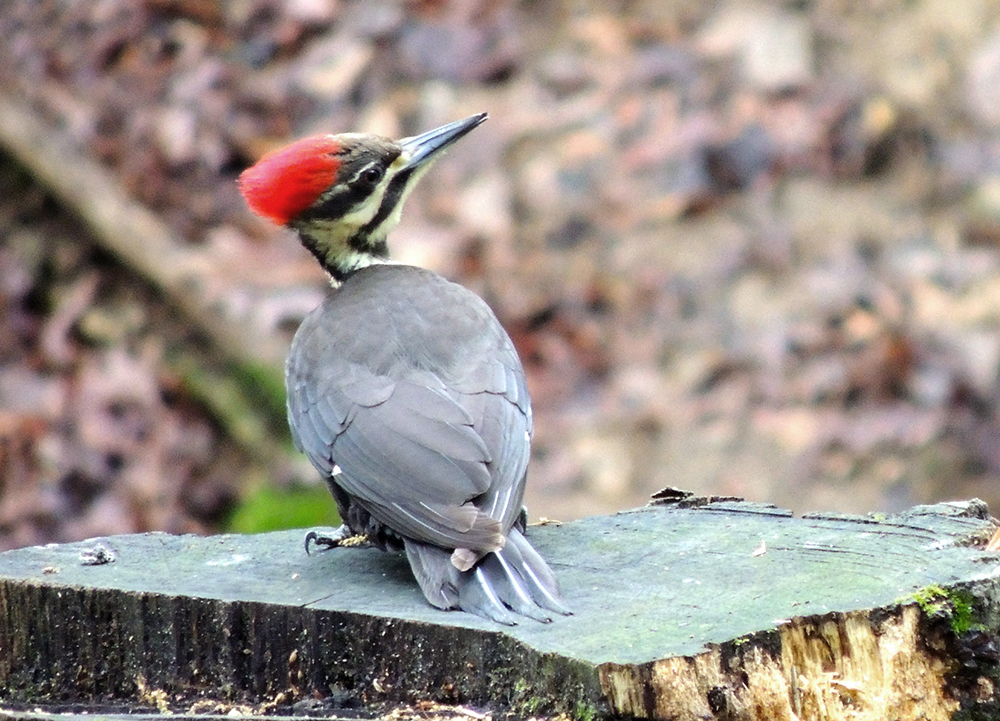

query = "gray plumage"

[287,263,568,623]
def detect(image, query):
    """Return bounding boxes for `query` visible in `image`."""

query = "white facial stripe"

[340,194,382,226]
[337,169,397,227]
[358,155,437,240]
[306,219,394,275]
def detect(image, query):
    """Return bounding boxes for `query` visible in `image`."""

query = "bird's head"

[240,113,487,282]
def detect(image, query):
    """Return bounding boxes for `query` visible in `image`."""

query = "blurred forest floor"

[4,0,1000,550]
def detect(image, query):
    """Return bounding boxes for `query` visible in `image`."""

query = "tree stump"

[2,495,999,720]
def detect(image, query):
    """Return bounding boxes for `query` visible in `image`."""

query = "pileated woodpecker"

[239,114,569,624]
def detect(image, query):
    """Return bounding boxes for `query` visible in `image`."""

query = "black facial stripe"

[295,185,366,224]
[348,235,389,257]
[359,166,415,236]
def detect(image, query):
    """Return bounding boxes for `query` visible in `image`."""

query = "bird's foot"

[304,526,371,555]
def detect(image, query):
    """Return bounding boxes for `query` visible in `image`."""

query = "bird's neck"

[294,220,393,284]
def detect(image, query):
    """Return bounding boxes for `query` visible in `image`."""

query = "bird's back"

[292,264,526,395]
[286,263,532,547]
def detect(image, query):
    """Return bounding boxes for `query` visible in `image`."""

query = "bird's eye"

[358,167,383,187]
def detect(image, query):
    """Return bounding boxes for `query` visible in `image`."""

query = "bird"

[238,113,569,624]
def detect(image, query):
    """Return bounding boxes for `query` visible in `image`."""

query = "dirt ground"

[3,0,1000,550]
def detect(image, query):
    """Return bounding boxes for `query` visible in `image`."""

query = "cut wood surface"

[2,496,1000,720]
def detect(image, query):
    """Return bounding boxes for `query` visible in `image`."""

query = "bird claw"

[304,526,370,555]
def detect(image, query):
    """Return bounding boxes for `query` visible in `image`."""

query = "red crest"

[239,136,341,225]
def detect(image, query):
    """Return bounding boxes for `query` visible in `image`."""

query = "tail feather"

[501,529,571,616]
[464,566,521,625]
[475,551,552,622]
[403,528,569,624]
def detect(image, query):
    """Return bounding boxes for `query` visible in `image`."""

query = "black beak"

[399,113,488,171]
